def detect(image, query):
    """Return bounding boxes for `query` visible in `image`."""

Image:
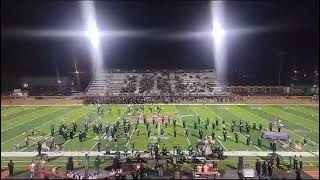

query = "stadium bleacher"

[86,69,228,98]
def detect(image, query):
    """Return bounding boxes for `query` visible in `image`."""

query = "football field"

[1,104,319,153]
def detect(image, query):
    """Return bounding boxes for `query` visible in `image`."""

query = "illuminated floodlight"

[58,80,61,84]
[212,21,225,44]
[75,70,79,74]
[81,1,104,73]
[86,20,100,49]
[211,1,227,84]
[81,1,101,49]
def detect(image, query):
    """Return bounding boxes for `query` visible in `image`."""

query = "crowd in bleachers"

[86,69,230,99]
[139,74,154,94]
[121,75,138,93]
[83,95,236,104]
[157,72,172,94]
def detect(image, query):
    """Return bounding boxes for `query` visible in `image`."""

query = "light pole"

[57,80,61,94]
[75,70,81,91]
[277,52,287,86]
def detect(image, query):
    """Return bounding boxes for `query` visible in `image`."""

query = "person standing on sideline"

[262,161,267,178]
[268,161,273,177]
[293,155,298,170]
[94,155,101,175]
[299,155,303,170]
[8,160,14,176]
[30,163,36,178]
[296,169,302,180]
[288,156,292,169]
[84,154,89,178]
[276,156,281,170]
[255,159,261,178]
[37,141,42,155]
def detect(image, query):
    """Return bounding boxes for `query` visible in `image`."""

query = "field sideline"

[1,103,319,106]
[1,104,319,154]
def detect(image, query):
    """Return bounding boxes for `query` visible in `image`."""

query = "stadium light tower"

[212,21,225,45]
[86,15,100,49]
[81,1,104,73]
[211,1,227,84]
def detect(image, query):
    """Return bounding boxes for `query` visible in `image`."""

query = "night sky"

[1,0,319,87]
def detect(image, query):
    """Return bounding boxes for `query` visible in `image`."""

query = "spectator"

[262,161,267,177]
[268,161,273,177]
[296,169,302,180]
[30,163,36,178]
[255,159,261,177]
[37,141,42,155]
[84,154,89,178]
[94,155,101,175]
[299,155,303,170]
[8,160,14,176]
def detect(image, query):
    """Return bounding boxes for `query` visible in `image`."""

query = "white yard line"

[125,127,137,147]
[158,121,160,136]
[250,106,320,144]
[233,128,261,151]
[1,107,51,125]
[174,106,191,145]
[265,108,319,133]
[204,106,223,120]
[1,107,84,145]
[90,132,107,151]
[190,106,229,150]
[271,106,319,125]
[226,105,319,150]
[288,106,319,117]
[90,109,127,151]
[20,109,95,152]
[1,108,26,118]
[1,104,83,107]
[18,130,58,152]
[126,106,145,147]
[58,110,105,151]
[215,138,228,151]
[90,132,106,151]
[57,133,79,150]
[276,140,296,152]
[199,106,261,151]
[282,127,319,146]
[180,114,194,117]
[1,106,32,114]
[1,108,61,132]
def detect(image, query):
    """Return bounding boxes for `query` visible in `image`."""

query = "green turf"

[1,105,319,152]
